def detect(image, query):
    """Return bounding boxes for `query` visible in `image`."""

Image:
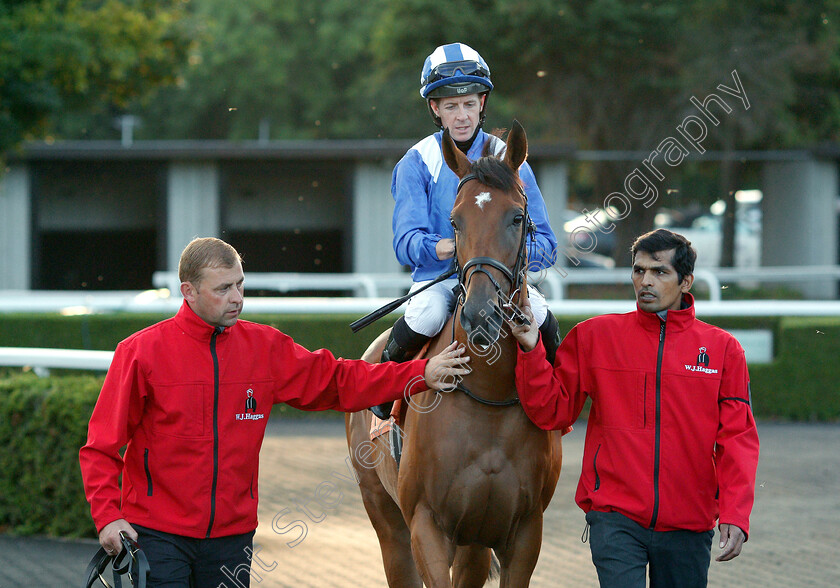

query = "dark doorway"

[36,230,157,290]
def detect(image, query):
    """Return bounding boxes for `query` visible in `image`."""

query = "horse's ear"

[442,128,472,179]
[503,119,528,172]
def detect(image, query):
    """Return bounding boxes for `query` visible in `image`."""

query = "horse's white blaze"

[475,192,491,210]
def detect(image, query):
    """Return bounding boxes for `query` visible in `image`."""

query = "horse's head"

[443,120,531,351]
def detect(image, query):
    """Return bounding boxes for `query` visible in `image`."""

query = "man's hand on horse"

[435,238,456,260]
[99,518,138,555]
[505,298,539,352]
[424,341,471,390]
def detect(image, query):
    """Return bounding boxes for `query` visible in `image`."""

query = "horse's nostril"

[471,331,491,348]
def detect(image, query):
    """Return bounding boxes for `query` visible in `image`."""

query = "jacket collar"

[436,129,487,159]
[173,300,232,342]
[635,292,696,333]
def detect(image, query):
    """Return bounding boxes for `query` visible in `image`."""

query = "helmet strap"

[427,100,443,128]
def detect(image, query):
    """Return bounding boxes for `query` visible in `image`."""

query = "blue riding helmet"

[420,43,493,99]
[420,43,493,127]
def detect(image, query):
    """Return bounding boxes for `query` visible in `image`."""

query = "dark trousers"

[134,525,256,588]
[586,511,714,588]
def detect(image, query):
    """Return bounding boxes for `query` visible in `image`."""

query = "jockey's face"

[431,94,485,142]
[181,261,245,328]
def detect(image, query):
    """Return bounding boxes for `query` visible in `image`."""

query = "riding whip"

[349,261,457,333]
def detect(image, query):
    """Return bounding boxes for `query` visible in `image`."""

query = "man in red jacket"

[509,229,759,588]
[79,237,470,587]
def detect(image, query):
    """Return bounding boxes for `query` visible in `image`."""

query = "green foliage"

[13,0,840,149]
[749,317,840,421]
[0,313,399,359]
[135,0,395,140]
[0,372,103,536]
[3,0,837,149]
[0,0,195,152]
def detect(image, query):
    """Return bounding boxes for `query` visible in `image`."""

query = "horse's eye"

[450,219,458,231]
[512,215,524,226]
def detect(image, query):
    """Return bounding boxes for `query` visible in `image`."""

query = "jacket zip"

[205,327,222,538]
[649,319,666,529]
[144,448,153,496]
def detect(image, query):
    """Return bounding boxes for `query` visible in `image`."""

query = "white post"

[0,165,31,289]
[352,162,403,274]
[166,162,220,272]
[761,159,839,299]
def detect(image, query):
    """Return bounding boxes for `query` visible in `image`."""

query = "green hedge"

[748,317,840,421]
[0,313,398,360]
[0,372,102,537]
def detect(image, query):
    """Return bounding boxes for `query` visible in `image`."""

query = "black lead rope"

[84,532,149,588]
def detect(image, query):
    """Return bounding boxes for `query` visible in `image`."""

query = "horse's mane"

[469,155,523,197]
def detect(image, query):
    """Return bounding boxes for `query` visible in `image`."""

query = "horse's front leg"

[497,510,544,588]
[406,502,455,587]
[452,544,492,588]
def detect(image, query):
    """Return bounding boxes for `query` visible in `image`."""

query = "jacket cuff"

[719,519,750,542]
[94,507,125,534]
[516,332,546,361]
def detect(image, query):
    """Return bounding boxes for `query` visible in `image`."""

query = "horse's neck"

[449,319,518,398]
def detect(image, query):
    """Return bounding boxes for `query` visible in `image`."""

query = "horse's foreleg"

[358,481,422,587]
[407,503,456,588]
[497,510,544,588]
[452,545,492,588]
[347,411,422,588]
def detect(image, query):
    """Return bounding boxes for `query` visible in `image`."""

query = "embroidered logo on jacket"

[685,346,719,374]
[236,388,265,421]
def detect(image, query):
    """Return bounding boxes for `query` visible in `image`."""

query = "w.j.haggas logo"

[685,346,718,374]
[237,388,264,421]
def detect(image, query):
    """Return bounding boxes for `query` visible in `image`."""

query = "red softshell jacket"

[515,294,759,536]
[80,301,427,538]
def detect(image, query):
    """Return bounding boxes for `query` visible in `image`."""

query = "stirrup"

[370,403,393,420]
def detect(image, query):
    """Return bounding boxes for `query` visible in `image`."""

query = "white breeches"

[403,277,548,337]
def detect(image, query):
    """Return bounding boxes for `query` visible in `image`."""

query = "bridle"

[453,173,535,325]
[447,172,535,408]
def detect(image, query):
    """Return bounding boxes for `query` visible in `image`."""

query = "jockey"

[372,42,561,419]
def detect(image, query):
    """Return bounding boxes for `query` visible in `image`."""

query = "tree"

[133,0,390,140]
[0,0,195,155]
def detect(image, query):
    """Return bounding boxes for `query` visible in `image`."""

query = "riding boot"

[538,312,562,366]
[370,317,431,420]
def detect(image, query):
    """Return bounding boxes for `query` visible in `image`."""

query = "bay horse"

[346,121,563,587]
